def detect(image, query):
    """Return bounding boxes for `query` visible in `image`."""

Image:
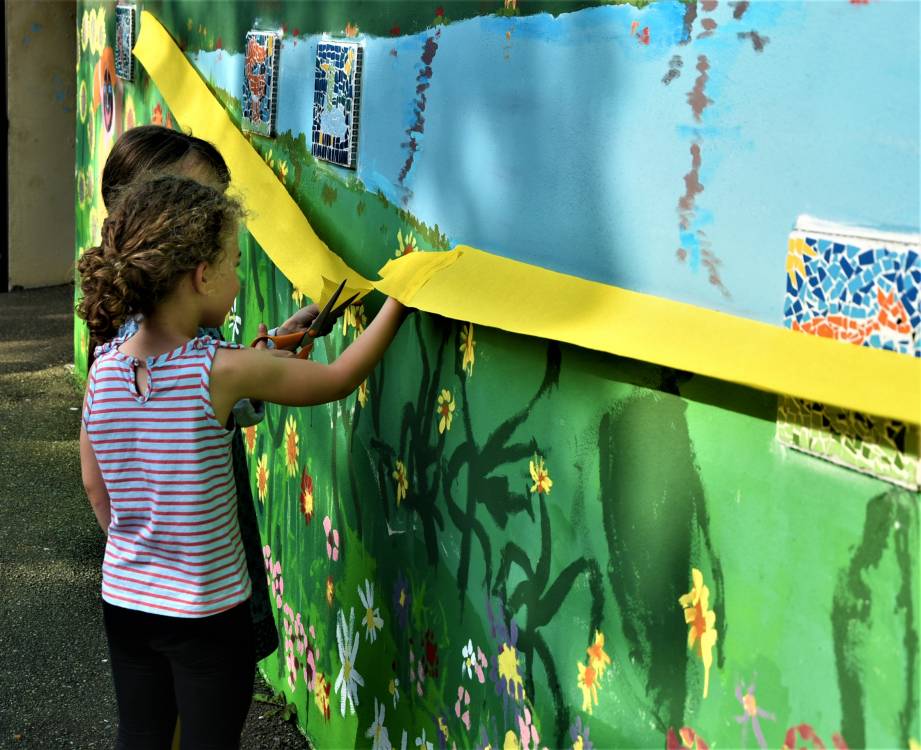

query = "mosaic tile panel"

[777,395,920,490]
[778,218,921,489]
[241,30,280,137]
[114,5,136,81]
[310,41,363,169]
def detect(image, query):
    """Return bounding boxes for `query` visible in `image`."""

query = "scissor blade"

[309,279,348,335]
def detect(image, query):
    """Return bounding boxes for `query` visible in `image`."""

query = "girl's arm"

[213,297,408,414]
[80,427,111,533]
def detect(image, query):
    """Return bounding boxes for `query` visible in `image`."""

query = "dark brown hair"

[101,125,231,209]
[77,175,241,345]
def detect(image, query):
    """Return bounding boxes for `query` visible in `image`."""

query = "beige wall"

[6,0,76,290]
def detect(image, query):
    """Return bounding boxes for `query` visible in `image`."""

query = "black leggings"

[102,600,255,750]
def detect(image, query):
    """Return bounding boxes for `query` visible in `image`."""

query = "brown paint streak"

[687,55,712,123]
[680,1,698,45]
[698,17,718,38]
[701,0,718,11]
[738,31,770,52]
[678,143,703,229]
[729,1,750,20]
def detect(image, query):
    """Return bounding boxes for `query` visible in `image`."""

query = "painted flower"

[323,515,340,561]
[334,607,364,716]
[735,681,774,749]
[459,323,476,376]
[461,639,476,679]
[342,303,367,336]
[678,568,718,698]
[408,645,426,697]
[292,287,305,305]
[366,698,391,750]
[395,228,418,257]
[577,660,599,714]
[345,21,360,37]
[358,379,369,407]
[586,631,611,680]
[265,148,275,169]
[314,672,331,721]
[497,643,525,701]
[414,728,433,750]
[283,414,299,477]
[358,580,384,643]
[517,707,539,750]
[454,685,471,730]
[226,298,242,339]
[436,389,455,434]
[151,101,163,126]
[299,468,314,524]
[243,424,257,455]
[92,7,106,55]
[570,716,593,750]
[393,570,411,629]
[81,10,91,51]
[255,453,269,502]
[78,80,88,123]
[529,455,552,495]
[503,731,521,750]
[285,639,298,690]
[392,460,408,506]
[271,560,284,609]
[389,677,400,709]
[277,160,289,183]
[326,575,335,607]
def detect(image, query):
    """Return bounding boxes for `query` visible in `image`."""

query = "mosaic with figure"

[114,5,135,81]
[311,41,363,169]
[242,30,280,137]
[779,220,921,489]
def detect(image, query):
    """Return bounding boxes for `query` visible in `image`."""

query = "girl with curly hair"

[77,174,407,749]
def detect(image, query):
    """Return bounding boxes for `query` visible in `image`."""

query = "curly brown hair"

[77,175,242,345]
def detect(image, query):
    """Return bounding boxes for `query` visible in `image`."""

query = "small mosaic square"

[778,219,921,489]
[311,41,364,169]
[241,30,281,137]
[115,5,136,82]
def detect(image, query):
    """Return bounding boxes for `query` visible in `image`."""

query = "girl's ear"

[192,260,212,296]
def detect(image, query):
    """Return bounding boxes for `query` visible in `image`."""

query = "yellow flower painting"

[393,460,408,506]
[436,389,455,434]
[256,453,269,503]
[679,567,718,698]
[586,630,611,679]
[529,455,553,495]
[459,323,476,376]
[577,660,599,714]
[283,414,299,477]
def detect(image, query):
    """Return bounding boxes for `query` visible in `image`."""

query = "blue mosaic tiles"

[784,223,920,357]
[311,41,364,169]
[241,30,280,137]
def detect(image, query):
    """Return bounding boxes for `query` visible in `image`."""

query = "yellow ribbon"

[134,12,920,424]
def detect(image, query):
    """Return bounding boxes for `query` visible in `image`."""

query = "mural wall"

[74,2,920,748]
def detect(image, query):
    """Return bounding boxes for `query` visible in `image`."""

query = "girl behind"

[77,175,406,749]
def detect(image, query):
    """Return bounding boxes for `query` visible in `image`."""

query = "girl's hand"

[277,304,323,336]
[212,296,408,416]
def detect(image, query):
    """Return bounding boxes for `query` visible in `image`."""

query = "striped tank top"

[82,334,252,617]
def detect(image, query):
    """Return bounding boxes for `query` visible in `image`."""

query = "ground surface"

[0,285,308,749]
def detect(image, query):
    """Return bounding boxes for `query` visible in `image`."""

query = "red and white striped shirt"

[83,335,251,618]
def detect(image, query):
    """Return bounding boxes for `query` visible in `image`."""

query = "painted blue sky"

[194,0,920,326]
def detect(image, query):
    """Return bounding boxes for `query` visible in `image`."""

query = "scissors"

[250,279,359,359]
